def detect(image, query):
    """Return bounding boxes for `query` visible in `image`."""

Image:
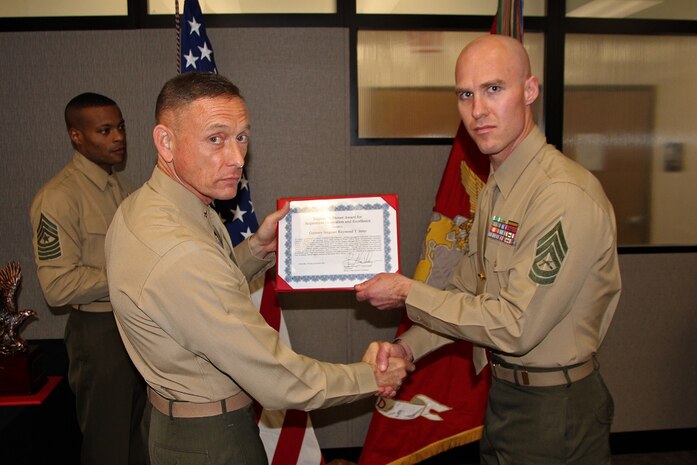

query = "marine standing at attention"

[356,34,622,465]
[30,92,148,465]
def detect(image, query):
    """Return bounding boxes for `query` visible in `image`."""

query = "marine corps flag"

[177,1,326,464]
[358,2,523,464]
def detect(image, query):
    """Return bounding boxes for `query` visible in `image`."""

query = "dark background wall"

[0,27,695,448]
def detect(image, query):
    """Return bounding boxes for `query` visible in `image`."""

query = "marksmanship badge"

[36,213,61,260]
[529,221,567,285]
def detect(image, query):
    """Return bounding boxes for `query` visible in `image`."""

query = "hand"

[354,273,413,310]
[363,341,415,398]
[248,202,290,258]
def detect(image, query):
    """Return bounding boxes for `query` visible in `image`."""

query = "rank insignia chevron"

[529,220,568,285]
[36,213,62,260]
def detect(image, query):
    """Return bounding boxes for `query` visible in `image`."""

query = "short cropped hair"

[64,92,118,130]
[155,72,242,123]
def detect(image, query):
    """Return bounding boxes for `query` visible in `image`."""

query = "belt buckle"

[491,362,501,379]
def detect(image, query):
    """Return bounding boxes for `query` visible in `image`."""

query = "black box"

[0,345,48,394]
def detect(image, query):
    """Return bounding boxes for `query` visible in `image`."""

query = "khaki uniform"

[30,151,147,465]
[400,126,621,464]
[105,167,376,461]
[31,152,126,309]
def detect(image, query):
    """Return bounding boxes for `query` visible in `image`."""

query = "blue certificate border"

[283,201,395,284]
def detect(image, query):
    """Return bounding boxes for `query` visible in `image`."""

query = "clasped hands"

[356,272,416,397]
[362,340,415,398]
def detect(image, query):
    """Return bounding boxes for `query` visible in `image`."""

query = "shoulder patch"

[36,213,62,260]
[529,220,568,285]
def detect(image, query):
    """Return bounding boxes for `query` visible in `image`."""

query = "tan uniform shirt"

[401,126,621,368]
[105,167,377,410]
[30,151,130,312]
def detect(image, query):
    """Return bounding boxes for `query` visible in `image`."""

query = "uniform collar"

[72,151,114,191]
[148,166,213,227]
[490,125,547,199]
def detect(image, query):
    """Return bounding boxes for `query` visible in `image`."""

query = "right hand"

[363,341,415,398]
[248,201,290,258]
[354,273,413,310]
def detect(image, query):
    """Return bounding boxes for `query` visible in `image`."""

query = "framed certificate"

[276,195,400,291]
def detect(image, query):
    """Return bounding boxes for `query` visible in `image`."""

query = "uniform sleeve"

[397,320,457,361]
[233,239,275,283]
[404,182,615,357]
[139,241,378,411]
[30,188,109,307]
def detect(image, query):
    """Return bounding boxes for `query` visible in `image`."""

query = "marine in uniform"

[356,35,621,464]
[30,93,147,465]
[104,72,411,465]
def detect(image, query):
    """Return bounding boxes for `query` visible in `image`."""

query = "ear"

[153,124,174,163]
[524,75,540,106]
[68,128,81,147]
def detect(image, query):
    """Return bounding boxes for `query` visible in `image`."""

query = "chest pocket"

[455,246,479,295]
[82,215,108,267]
[484,237,516,294]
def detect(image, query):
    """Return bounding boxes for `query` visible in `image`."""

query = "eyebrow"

[206,122,250,131]
[455,79,507,95]
[96,120,124,130]
[481,79,505,88]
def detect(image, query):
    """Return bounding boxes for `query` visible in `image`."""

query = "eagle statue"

[0,261,36,356]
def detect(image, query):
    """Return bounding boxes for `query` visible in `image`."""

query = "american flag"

[179,0,217,74]
[213,173,259,247]
[178,2,325,464]
[179,0,259,245]
[179,0,258,244]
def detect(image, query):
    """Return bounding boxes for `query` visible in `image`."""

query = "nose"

[114,127,126,142]
[226,143,246,169]
[472,95,487,120]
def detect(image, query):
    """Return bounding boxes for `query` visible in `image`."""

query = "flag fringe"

[384,426,484,465]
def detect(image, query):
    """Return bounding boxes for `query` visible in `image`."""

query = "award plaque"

[276,195,400,291]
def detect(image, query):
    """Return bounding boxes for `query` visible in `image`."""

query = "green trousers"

[480,368,614,465]
[149,404,268,465]
[65,310,149,465]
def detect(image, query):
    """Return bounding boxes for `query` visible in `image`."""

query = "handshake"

[363,340,415,398]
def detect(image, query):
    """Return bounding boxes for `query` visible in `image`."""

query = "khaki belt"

[72,301,113,313]
[490,358,594,387]
[148,387,252,419]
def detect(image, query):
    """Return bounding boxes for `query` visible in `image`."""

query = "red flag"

[358,2,523,463]
[357,124,490,465]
